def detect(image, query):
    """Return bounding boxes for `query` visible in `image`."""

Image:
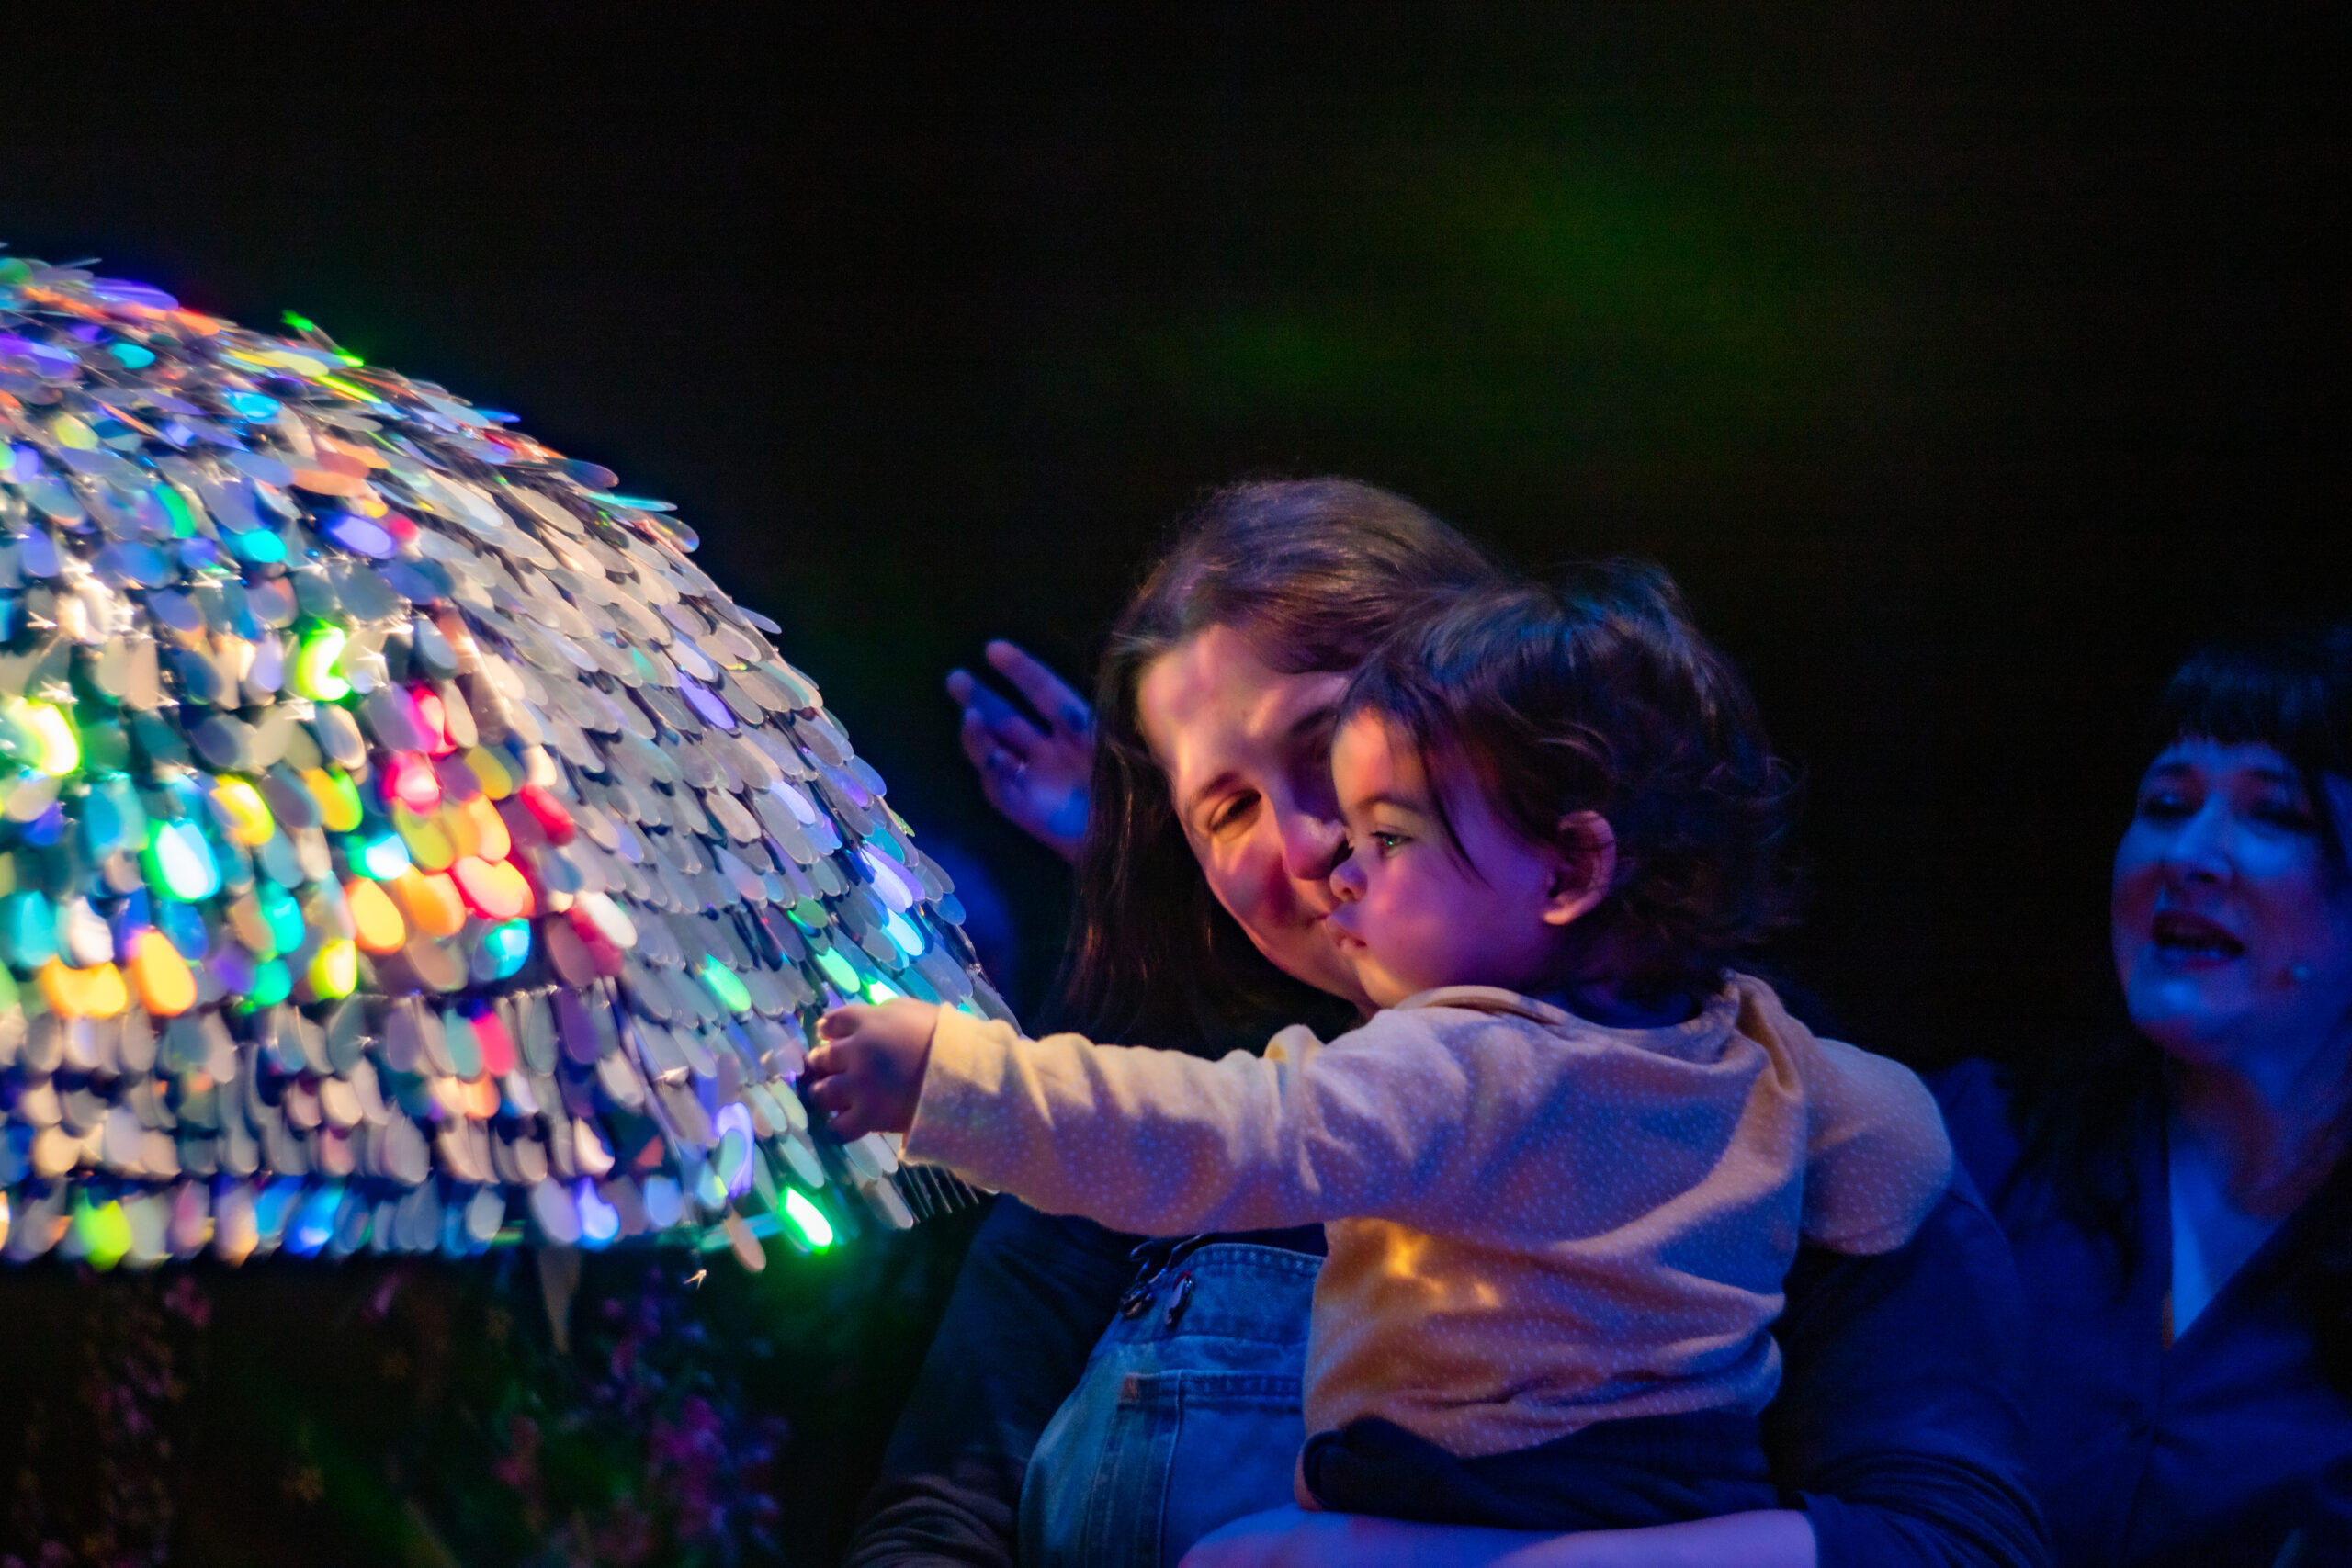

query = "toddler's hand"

[806,998,942,1138]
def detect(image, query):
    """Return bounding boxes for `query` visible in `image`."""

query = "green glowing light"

[257,882,304,953]
[72,1193,131,1271]
[863,979,900,1003]
[293,625,351,701]
[356,830,411,881]
[698,955,752,1014]
[153,482,196,538]
[281,310,320,334]
[782,1188,834,1250]
[815,944,861,997]
[483,919,532,979]
[241,957,291,1010]
[143,819,221,902]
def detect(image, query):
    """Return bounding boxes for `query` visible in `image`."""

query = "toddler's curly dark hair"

[1340,560,1801,999]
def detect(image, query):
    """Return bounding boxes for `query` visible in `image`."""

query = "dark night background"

[2,5,2346,1563]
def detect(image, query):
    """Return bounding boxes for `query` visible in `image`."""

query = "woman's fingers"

[986,640,1092,737]
[951,674,1048,763]
[956,706,1007,774]
[948,643,1095,863]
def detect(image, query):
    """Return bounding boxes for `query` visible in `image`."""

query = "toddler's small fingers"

[806,1076,853,1115]
[818,1006,861,1038]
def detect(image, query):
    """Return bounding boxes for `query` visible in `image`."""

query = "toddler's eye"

[1372,831,1407,854]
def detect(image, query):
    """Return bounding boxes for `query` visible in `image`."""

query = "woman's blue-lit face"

[2112,738,2352,1070]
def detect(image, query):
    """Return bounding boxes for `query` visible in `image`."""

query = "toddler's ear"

[1541,812,1617,927]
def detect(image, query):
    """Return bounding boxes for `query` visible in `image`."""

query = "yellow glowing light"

[209,778,276,846]
[6,699,79,777]
[305,940,357,999]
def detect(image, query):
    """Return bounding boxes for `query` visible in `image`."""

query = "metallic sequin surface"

[0,253,997,1270]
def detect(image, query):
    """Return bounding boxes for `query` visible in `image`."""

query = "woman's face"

[1136,625,1370,1011]
[2112,738,2352,1071]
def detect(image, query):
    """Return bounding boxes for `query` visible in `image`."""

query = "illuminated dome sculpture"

[0,252,995,1270]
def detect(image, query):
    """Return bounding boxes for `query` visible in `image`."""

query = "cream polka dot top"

[905,974,1953,1460]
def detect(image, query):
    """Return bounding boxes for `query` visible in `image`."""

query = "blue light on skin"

[2111,739,2352,1082]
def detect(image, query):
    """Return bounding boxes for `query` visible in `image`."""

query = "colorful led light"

[286,1182,345,1256]
[782,1189,835,1250]
[209,778,276,846]
[355,829,412,881]
[383,752,440,814]
[305,940,357,1000]
[257,883,304,954]
[72,1194,132,1271]
[698,956,752,1015]
[6,698,79,777]
[242,957,292,1010]
[450,856,531,920]
[144,819,221,903]
[481,919,532,979]
[344,876,406,953]
[292,624,350,701]
[883,909,926,963]
[815,944,862,997]
[38,957,129,1021]
[127,929,197,1016]
[304,768,363,833]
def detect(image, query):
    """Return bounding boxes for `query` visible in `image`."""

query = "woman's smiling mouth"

[2150,908,2247,964]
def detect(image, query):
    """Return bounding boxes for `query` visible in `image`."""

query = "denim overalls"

[1019,1240,1324,1568]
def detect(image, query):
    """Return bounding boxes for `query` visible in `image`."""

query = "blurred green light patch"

[1127,151,1898,457]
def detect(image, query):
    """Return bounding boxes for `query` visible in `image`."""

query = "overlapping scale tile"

[0,253,998,1270]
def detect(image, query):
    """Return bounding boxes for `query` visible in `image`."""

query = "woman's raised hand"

[946,640,1094,863]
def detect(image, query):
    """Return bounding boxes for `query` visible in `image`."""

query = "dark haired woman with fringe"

[1935,624,2352,1566]
[847,479,2044,1568]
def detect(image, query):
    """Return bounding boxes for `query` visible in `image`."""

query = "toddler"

[808,566,1952,1530]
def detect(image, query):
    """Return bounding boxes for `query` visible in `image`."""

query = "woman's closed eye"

[2252,801,2320,834]
[1204,790,1259,836]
